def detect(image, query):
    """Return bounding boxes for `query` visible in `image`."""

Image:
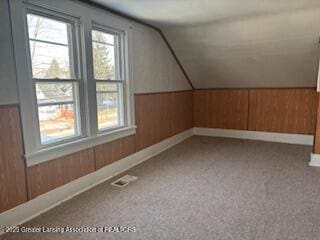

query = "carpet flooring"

[2,136,320,240]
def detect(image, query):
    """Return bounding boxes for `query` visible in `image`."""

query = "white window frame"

[91,24,127,133]
[9,0,135,166]
[25,7,86,148]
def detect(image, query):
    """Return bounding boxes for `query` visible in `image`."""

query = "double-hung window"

[10,0,134,166]
[92,27,125,131]
[26,12,83,145]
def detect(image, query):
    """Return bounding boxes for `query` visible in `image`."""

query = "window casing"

[92,26,126,132]
[10,0,135,166]
[25,11,84,146]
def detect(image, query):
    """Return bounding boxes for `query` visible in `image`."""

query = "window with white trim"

[92,28,125,131]
[10,0,134,165]
[26,12,83,145]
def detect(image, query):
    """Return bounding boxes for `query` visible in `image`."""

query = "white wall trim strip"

[193,128,314,146]
[0,129,193,234]
[309,153,320,167]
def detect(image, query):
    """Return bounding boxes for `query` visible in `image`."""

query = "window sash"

[26,11,78,80]
[91,25,126,133]
[35,80,82,145]
[96,81,124,132]
[92,27,123,81]
[37,103,80,145]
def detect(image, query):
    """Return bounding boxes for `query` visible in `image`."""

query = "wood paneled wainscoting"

[0,88,316,213]
[94,136,135,170]
[26,149,95,200]
[0,106,27,213]
[313,94,320,154]
[194,88,317,135]
[134,91,193,151]
[248,89,316,134]
[193,89,249,130]
[0,90,193,213]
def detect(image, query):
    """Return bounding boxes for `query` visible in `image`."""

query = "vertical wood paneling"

[170,91,194,136]
[312,94,320,153]
[27,149,95,199]
[94,136,135,170]
[248,88,316,134]
[0,106,27,213]
[3,88,317,211]
[134,92,172,151]
[134,91,194,152]
[194,89,249,130]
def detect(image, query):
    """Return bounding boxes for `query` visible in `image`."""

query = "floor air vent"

[111,175,138,188]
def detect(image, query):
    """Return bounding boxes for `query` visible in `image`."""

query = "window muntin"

[26,12,82,145]
[92,28,125,131]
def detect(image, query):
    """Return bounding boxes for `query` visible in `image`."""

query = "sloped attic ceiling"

[91,0,320,88]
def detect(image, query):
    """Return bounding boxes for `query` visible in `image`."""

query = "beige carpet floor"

[2,136,320,240]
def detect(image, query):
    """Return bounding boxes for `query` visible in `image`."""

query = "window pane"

[92,42,116,80]
[38,104,79,144]
[27,14,69,45]
[97,91,119,130]
[29,40,71,79]
[36,82,74,105]
[92,29,119,80]
[92,30,114,45]
[26,13,74,79]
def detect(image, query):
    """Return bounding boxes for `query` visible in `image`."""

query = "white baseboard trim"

[0,129,193,234]
[309,153,320,167]
[193,128,314,146]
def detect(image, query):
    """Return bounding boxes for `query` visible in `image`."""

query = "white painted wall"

[164,8,320,88]
[0,0,19,105]
[131,23,190,93]
[0,0,190,106]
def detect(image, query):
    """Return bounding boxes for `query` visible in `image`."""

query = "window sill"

[25,126,137,167]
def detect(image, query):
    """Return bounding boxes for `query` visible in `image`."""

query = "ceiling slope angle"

[92,0,320,88]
